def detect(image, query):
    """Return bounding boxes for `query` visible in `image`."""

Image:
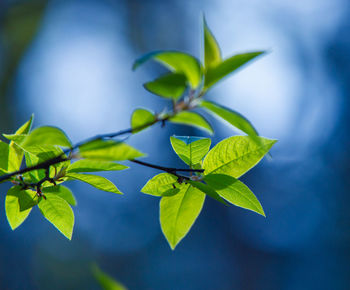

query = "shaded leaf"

[170,136,211,166]
[203,16,221,69]
[144,72,187,99]
[200,100,260,144]
[42,185,77,206]
[38,194,74,240]
[203,136,276,178]
[133,51,202,88]
[188,180,227,205]
[92,264,127,290]
[204,174,265,216]
[5,186,37,230]
[79,140,144,161]
[67,159,128,173]
[0,141,9,172]
[204,51,265,90]
[160,184,205,249]
[141,173,179,196]
[66,173,122,194]
[131,108,156,133]
[169,111,213,134]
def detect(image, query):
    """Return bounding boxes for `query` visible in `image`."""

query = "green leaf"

[5,115,33,171]
[160,184,205,249]
[131,108,156,133]
[200,100,260,144]
[203,136,276,178]
[188,180,227,205]
[79,140,144,161]
[24,146,69,183]
[203,16,221,69]
[144,72,187,99]
[169,111,213,134]
[170,136,211,166]
[22,126,72,148]
[92,264,127,290]
[66,173,122,194]
[0,140,9,172]
[204,174,265,216]
[204,51,265,90]
[141,173,179,197]
[38,194,75,240]
[133,51,202,88]
[67,159,128,173]
[42,186,77,206]
[5,186,37,230]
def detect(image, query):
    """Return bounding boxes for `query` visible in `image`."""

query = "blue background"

[0,0,349,289]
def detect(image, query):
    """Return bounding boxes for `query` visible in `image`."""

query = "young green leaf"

[204,174,265,216]
[141,173,179,196]
[170,136,211,166]
[144,73,187,99]
[5,115,33,171]
[203,16,221,69]
[160,184,205,249]
[5,186,37,230]
[21,126,72,148]
[133,51,202,88]
[200,100,260,144]
[0,140,9,172]
[92,264,127,290]
[38,194,75,240]
[79,140,144,161]
[24,146,70,183]
[188,180,227,205]
[204,51,265,90]
[67,159,128,173]
[131,108,156,133]
[42,185,77,206]
[203,136,276,178]
[66,173,122,194]
[169,111,213,134]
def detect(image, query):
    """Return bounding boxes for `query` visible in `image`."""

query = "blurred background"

[0,0,349,289]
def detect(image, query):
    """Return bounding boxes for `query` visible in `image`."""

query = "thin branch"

[130,159,204,173]
[0,102,191,183]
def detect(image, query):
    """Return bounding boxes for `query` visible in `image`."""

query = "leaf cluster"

[0,16,276,249]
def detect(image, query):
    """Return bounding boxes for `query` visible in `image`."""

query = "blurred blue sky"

[0,0,349,289]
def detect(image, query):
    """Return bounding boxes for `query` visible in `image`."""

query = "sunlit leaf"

[170,136,211,166]
[38,194,74,240]
[131,108,156,133]
[203,136,276,178]
[204,51,265,90]
[67,159,128,173]
[133,51,202,88]
[22,126,72,148]
[42,185,77,206]
[188,180,227,205]
[79,140,144,161]
[5,115,33,171]
[144,73,187,99]
[203,16,221,69]
[92,264,127,290]
[5,186,37,230]
[141,173,179,196]
[204,174,265,216]
[66,173,122,194]
[169,111,213,134]
[160,184,205,249]
[200,100,260,144]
